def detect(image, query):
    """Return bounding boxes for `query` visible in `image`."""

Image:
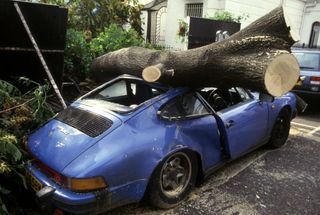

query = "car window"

[200,87,252,112]
[83,79,168,113]
[130,83,136,95]
[160,92,209,119]
[235,87,252,101]
[98,80,127,98]
[293,52,320,71]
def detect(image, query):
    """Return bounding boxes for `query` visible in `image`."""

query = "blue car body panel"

[218,99,269,159]
[28,108,122,173]
[26,75,297,214]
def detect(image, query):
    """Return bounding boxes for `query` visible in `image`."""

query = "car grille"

[55,107,113,137]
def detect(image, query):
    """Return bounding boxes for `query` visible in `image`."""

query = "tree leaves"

[40,0,143,37]
[0,133,21,162]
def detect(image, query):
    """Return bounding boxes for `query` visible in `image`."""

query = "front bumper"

[292,89,320,96]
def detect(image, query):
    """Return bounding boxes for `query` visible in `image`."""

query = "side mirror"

[259,93,274,103]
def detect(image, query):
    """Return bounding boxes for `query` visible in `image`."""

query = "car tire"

[268,108,291,148]
[146,150,198,209]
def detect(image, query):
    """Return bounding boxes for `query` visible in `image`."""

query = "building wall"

[164,0,186,49]
[300,2,320,47]
[157,0,319,49]
[141,11,148,41]
[205,0,226,17]
[223,0,305,35]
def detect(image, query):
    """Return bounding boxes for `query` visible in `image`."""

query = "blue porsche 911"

[26,74,297,214]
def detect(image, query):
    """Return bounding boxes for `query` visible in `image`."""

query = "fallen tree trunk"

[91,6,300,96]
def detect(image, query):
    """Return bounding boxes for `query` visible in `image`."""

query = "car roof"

[116,74,169,89]
[291,48,320,54]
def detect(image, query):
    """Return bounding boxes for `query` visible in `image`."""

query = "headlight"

[69,177,107,192]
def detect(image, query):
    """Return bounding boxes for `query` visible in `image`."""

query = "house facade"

[140,0,320,50]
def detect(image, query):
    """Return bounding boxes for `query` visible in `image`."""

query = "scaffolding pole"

[14,2,67,109]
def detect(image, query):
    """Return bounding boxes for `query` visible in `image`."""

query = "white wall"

[141,11,148,41]
[222,0,304,33]
[165,0,187,49]
[300,3,320,46]
[161,0,312,49]
[205,0,226,17]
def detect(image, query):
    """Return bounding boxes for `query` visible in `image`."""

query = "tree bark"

[91,6,300,96]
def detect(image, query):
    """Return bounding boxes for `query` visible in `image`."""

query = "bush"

[64,29,93,80]
[64,25,164,81]
[89,24,144,57]
[209,11,249,23]
[0,78,54,214]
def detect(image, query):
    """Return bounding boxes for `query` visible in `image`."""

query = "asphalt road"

[106,99,320,215]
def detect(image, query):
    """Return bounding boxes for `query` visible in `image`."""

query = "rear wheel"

[268,109,291,148]
[146,151,198,209]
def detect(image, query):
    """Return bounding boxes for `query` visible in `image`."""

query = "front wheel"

[268,109,291,148]
[146,151,198,209]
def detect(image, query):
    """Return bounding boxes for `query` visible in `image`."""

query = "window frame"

[309,21,320,48]
[185,3,203,18]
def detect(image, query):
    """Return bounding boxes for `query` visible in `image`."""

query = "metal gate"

[0,0,68,88]
[188,17,241,49]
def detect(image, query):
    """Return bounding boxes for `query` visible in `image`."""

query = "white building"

[140,0,320,50]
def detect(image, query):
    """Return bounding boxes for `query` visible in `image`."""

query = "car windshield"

[82,79,167,113]
[293,52,320,71]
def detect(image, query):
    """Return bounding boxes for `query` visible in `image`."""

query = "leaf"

[3,142,22,162]
[0,80,21,97]
[1,203,9,215]
[0,185,10,195]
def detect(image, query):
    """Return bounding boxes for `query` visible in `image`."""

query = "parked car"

[291,48,320,97]
[26,75,297,214]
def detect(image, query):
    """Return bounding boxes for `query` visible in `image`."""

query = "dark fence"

[0,0,68,88]
[188,17,240,49]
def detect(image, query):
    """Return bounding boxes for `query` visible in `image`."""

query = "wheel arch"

[282,105,292,115]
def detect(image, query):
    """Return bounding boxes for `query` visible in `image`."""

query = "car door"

[158,91,225,170]
[217,88,269,159]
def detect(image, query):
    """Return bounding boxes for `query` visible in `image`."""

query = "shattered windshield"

[82,79,167,113]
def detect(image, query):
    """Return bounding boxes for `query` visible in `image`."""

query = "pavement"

[106,98,320,215]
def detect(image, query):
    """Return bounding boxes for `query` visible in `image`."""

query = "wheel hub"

[160,153,192,197]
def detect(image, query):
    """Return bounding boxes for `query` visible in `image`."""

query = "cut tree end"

[142,65,162,82]
[264,53,300,97]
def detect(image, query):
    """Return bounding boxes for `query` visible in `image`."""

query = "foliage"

[64,25,163,80]
[40,0,143,37]
[177,19,189,42]
[0,78,54,214]
[209,11,249,23]
[89,24,145,57]
[64,29,92,79]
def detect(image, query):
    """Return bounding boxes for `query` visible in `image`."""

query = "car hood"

[27,105,122,173]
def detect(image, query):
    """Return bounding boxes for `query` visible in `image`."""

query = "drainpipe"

[299,0,317,45]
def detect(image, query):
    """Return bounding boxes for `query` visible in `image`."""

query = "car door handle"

[226,120,235,128]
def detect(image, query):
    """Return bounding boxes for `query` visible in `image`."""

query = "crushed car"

[26,74,297,214]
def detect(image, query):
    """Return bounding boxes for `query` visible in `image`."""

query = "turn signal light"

[69,177,107,192]
[311,76,320,85]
